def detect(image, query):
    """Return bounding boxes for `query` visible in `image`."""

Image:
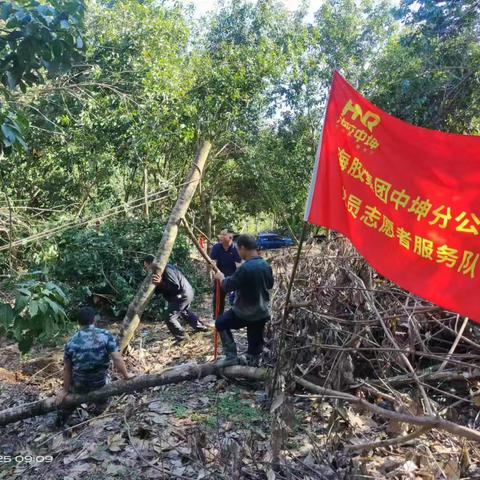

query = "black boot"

[217,329,238,366]
[184,310,208,332]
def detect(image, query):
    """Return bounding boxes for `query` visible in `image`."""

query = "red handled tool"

[213,279,221,360]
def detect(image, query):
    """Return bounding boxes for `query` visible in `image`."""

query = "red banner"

[305,71,480,321]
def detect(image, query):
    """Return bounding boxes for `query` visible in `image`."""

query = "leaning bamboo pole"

[181,218,220,274]
[119,141,212,352]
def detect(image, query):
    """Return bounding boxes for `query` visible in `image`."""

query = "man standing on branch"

[144,255,208,343]
[213,234,274,366]
[210,229,242,319]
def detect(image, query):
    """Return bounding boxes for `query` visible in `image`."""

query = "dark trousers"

[215,309,268,355]
[57,381,108,425]
[166,296,203,339]
[212,284,235,318]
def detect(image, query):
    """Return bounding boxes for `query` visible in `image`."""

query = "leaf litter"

[1,241,480,478]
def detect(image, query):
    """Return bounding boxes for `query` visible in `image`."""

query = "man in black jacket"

[144,255,207,342]
[213,234,274,366]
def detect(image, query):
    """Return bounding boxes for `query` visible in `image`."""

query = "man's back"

[64,325,118,388]
[223,256,274,321]
[154,264,193,302]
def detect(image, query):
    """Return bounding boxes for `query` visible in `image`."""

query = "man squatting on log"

[55,307,134,426]
[144,255,208,343]
[213,234,274,366]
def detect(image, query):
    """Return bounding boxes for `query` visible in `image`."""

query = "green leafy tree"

[369,0,480,132]
[187,0,298,236]
[247,0,396,232]
[0,0,85,152]
[0,278,69,353]
[0,0,197,214]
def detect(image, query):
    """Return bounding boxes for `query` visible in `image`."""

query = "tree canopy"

[0,0,85,152]
[1,0,479,274]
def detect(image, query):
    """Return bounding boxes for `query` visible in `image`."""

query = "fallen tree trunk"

[1,364,480,444]
[363,368,480,387]
[294,376,480,443]
[0,362,266,427]
[119,141,211,352]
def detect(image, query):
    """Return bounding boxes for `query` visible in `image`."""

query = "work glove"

[213,271,225,282]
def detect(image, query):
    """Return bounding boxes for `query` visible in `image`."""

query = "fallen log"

[294,376,480,443]
[0,362,266,427]
[1,365,479,443]
[119,141,211,352]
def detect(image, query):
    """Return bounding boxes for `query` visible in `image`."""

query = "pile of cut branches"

[265,236,480,476]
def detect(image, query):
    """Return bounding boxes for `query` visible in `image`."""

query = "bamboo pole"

[181,218,220,274]
[119,141,212,352]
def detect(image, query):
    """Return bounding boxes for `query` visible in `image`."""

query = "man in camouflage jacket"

[55,307,133,425]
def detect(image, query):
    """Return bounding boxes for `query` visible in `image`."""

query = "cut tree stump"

[119,140,211,352]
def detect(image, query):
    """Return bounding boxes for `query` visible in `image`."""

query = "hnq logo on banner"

[305,71,480,321]
[342,99,381,132]
[337,97,381,150]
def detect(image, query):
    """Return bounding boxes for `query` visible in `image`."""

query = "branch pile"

[266,236,480,465]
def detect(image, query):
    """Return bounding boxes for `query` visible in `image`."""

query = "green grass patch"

[204,389,265,427]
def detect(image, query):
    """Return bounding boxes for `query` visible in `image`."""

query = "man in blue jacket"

[210,229,242,318]
[214,234,274,366]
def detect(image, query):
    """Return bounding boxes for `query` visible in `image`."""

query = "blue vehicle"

[256,232,295,250]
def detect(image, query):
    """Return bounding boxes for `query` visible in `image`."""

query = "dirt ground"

[0,302,329,480]
[1,248,480,479]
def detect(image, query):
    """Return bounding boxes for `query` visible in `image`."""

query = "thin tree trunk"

[2,365,480,443]
[124,164,139,204]
[199,186,213,255]
[143,165,149,218]
[119,141,211,352]
[3,191,13,270]
[181,219,220,274]
[206,199,213,255]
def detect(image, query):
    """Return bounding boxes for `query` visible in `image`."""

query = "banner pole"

[270,221,309,397]
[304,71,337,221]
[282,222,309,316]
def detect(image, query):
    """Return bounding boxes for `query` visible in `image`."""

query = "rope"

[0,180,193,252]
